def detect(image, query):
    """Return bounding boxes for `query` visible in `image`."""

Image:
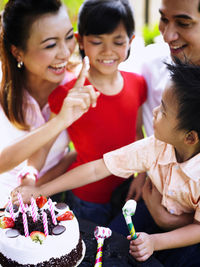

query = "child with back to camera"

[16,0,147,225]
[12,59,200,266]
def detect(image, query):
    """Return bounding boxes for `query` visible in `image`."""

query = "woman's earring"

[17,61,23,69]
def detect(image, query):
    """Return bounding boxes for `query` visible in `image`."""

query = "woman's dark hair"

[78,0,135,58]
[0,0,62,130]
[166,58,200,139]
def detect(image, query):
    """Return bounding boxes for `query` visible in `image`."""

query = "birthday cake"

[0,196,84,267]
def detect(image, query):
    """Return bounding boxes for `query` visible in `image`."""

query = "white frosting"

[0,206,81,265]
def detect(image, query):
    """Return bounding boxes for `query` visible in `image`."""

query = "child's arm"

[11,158,111,204]
[128,220,200,262]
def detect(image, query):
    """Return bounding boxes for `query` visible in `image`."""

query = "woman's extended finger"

[65,94,90,110]
[68,85,99,108]
[74,56,90,88]
[83,85,100,107]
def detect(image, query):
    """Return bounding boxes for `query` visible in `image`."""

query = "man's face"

[159,0,200,64]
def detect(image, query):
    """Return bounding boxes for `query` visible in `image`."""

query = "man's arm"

[142,178,194,230]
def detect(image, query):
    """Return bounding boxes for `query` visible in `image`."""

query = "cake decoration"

[42,210,49,236]
[31,196,38,222]
[22,212,29,237]
[5,203,18,213]
[55,202,68,210]
[17,192,26,212]
[57,210,74,221]
[0,216,15,229]
[52,225,66,235]
[48,198,57,225]
[0,195,84,266]
[30,231,46,244]
[36,195,47,208]
[5,229,20,238]
[7,198,15,221]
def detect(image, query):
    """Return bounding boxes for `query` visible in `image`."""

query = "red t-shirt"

[48,71,147,203]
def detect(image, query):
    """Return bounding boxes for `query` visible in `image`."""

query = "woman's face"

[19,5,76,86]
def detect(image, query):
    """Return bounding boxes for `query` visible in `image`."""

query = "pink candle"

[22,213,29,237]
[17,192,25,213]
[48,198,57,225]
[8,198,15,221]
[31,197,38,222]
[42,211,49,236]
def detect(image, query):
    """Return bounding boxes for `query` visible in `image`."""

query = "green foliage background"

[64,0,84,31]
[142,23,160,46]
[0,0,7,11]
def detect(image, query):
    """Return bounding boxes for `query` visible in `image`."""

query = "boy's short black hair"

[167,58,200,138]
[78,0,135,58]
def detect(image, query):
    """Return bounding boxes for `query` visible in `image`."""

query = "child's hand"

[20,174,36,186]
[11,185,40,204]
[128,232,154,262]
[57,56,100,126]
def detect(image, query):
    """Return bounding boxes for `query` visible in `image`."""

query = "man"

[117,1,200,265]
[125,0,200,202]
[142,0,200,136]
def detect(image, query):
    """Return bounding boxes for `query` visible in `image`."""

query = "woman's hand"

[57,56,100,127]
[128,232,155,262]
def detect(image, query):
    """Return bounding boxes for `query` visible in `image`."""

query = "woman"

[0,0,98,207]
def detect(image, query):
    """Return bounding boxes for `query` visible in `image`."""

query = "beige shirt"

[103,135,200,222]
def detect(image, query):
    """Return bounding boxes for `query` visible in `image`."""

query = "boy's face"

[78,22,131,75]
[159,0,200,64]
[153,81,185,145]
